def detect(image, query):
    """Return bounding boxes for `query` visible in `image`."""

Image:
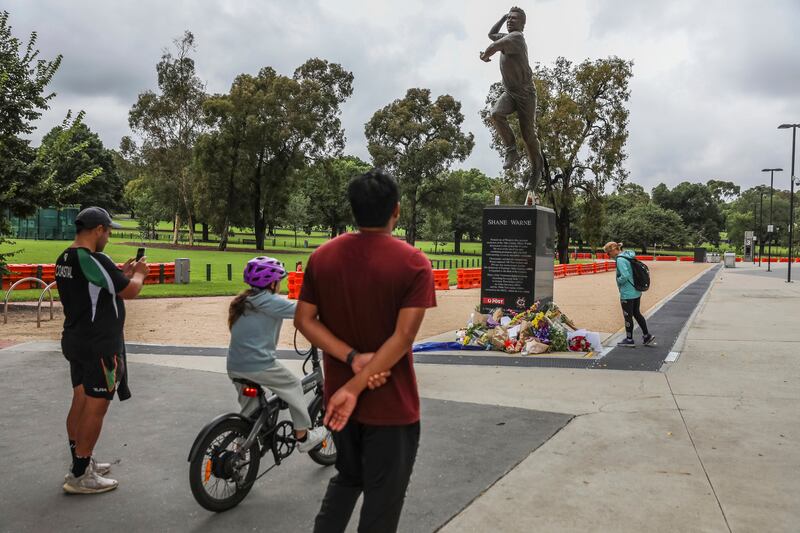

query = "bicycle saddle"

[232,378,261,388]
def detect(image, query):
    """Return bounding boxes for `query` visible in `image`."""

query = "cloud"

[6,0,799,191]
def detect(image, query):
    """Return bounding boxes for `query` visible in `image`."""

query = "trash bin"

[175,258,191,283]
[723,252,736,268]
[693,247,707,263]
[707,252,720,263]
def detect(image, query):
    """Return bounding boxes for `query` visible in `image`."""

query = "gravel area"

[1,262,713,348]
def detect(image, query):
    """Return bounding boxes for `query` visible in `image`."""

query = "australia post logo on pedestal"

[482,297,505,305]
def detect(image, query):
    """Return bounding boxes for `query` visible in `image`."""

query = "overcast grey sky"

[8,0,800,192]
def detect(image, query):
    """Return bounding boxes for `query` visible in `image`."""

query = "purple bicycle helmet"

[243,256,287,289]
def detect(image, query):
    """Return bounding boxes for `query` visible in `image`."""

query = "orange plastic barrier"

[456,268,481,289]
[465,262,618,284]
[140,263,175,285]
[3,262,176,289]
[635,255,654,261]
[287,271,304,300]
[680,256,694,262]
[432,269,450,290]
[656,256,678,261]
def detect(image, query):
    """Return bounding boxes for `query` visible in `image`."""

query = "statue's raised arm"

[488,13,508,41]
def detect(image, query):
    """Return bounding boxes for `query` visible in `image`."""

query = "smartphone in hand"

[136,247,146,261]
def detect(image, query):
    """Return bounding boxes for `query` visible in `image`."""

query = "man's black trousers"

[313,420,420,533]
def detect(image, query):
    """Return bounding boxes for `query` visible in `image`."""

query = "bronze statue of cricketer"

[481,7,544,202]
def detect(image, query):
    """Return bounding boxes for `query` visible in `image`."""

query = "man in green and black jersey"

[55,207,148,494]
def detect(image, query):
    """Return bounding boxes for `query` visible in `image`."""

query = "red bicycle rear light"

[242,386,259,398]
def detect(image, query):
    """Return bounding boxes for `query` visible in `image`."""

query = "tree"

[707,179,740,203]
[129,31,207,245]
[441,169,493,253]
[482,56,633,263]
[366,88,474,246]
[421,210,450,254]
[302,156,368,237]
[123,177,169,239]
[192,82,254,250]
[0,11,62,272]
[207,60,353,249]
[726,186,792,251]
[114,136,144,216]
[604,182,650,216]
[285,191,310,248]
[578,186,606,254]
[36,116,123,210]
[606,203,686,253]
[652,181,724,245]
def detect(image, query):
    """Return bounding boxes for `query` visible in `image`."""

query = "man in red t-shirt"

[295,169,436,533]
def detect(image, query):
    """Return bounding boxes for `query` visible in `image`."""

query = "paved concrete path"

[0,345,569,533]
[435,262,798,532]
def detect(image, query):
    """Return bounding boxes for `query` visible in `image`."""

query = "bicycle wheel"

[189,418,261,512]
[307,396,337,466]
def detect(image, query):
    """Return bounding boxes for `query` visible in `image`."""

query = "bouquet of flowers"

[548,324,568,352]
[568,335,593,352]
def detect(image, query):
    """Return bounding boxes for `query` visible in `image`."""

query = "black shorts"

[64,345,126,401]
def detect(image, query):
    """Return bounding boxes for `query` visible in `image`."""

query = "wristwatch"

[346,349,358,365]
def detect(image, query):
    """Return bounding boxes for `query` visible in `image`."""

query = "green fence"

[7,207,80,240]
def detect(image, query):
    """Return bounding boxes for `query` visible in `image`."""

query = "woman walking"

[604,242,655,347]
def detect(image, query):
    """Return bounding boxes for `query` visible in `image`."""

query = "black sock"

[72,456,91,477]
[69,439,77,461]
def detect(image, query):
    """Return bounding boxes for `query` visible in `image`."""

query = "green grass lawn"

[2,236,486,301]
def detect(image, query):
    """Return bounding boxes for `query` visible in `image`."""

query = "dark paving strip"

[0,349,571,533]
[593,265,721,371]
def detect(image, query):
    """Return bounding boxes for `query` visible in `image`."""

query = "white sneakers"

[63,460,118,494]
[298,427,329,453]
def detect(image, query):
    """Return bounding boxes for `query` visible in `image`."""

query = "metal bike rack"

[3,277,54,328]
[36,281,58,328]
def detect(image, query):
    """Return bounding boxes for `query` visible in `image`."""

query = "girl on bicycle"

[227,256,326,452]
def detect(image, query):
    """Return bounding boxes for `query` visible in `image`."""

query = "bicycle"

[187,340,336,512]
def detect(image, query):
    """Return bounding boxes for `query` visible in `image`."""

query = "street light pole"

[778,124,799,283]
[762,168,783,272]
[759,189,765,266]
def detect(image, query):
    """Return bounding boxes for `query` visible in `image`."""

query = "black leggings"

[621,297,649,339]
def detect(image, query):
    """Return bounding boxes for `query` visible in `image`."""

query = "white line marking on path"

[665,351,680,363]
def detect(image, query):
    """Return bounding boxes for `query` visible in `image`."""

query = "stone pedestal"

[480,206,556,313]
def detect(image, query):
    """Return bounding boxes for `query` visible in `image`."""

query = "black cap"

[74,207,122,230]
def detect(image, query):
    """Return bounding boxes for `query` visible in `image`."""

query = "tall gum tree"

[129,31,207,245]
[365,88,474,246]
[246,59,353,249]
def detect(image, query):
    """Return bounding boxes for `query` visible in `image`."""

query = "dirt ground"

[1,262,712,348]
